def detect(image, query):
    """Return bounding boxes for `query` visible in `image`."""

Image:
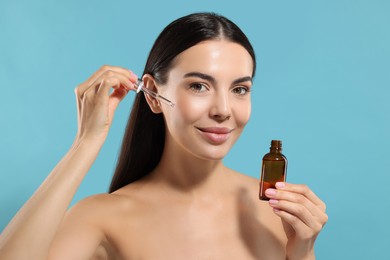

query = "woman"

[0,13,327,259]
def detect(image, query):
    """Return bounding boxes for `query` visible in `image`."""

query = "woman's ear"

[142,74,162,114]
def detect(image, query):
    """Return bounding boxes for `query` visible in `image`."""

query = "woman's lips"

[196,127,234,144]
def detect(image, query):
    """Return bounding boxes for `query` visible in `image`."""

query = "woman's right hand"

[74,65,138,144]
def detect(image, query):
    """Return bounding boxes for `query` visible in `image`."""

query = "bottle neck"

[270,147,282,153]
[270,140,282,153]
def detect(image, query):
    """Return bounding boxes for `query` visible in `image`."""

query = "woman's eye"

[232,86,250,95]
[189,83,208,93]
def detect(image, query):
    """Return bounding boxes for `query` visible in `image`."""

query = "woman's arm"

[0,66,137,260]
[0,138,103,260]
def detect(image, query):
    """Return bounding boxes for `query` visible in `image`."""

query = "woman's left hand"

[265,182,328,260]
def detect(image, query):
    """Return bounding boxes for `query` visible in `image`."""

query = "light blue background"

[1,1,389,259]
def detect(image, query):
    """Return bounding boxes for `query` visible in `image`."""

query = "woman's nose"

[209,92,231,121]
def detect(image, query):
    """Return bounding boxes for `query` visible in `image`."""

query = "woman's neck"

[147,138,231,197]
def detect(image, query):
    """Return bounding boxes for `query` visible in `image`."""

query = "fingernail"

[265,189,276,196]
[275,182,285,189]
[269,199,278,205]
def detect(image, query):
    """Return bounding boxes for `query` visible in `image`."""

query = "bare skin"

[50,169,287,260]
[0,40,327,260]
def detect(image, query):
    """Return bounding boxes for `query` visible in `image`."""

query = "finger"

[108,87,129,114]
[78,73,133,121]
[269,199,318,230]
[81,71,135,103]
[273,209,321,239]
[266,188,325,221]
[90,65,137,88]
[275,182,326,211]
[271,197,328,233]
[95,76,132,116]
[95,73,136,97]
[76,65,138,96]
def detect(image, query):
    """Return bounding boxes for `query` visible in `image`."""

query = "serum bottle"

[259,140,288,201]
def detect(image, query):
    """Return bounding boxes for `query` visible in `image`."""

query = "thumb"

[108,87,129,115]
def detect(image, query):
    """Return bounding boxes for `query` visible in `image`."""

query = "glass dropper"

[135,79,175,107]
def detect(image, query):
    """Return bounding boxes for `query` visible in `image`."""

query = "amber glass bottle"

[259,140,288,201]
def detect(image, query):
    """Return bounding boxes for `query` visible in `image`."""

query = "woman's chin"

[190,147,230,161]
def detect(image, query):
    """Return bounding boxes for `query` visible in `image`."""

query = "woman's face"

[156,40,253,160]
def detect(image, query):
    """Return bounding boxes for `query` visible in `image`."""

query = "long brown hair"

[109,12,256,193]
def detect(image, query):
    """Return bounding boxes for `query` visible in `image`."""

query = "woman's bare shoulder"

[62,193,124,231]
[49,193,129,259]
[71,185,146,218]
[226,168,260,191]
[50,183,155,258]
[227,169,283,222]
[227,169,287,245]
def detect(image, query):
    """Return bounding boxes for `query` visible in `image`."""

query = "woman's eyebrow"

[183,72,252,85]
[183,72,216,84]
[233,76,252,85]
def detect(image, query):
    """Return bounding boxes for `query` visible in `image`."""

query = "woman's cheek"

[235,101,251,127]
[176,96,210,121]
